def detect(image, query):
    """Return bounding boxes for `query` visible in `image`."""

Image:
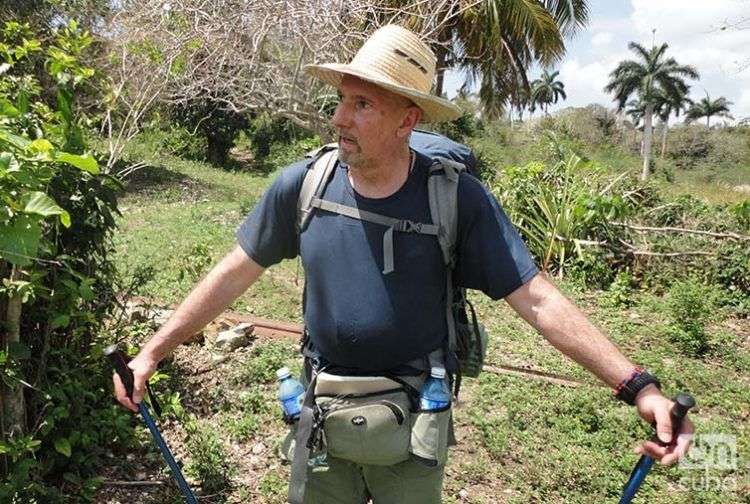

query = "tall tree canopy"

[531,69,566,115]
[604,42,699,180]
[447,0,588,118]
[686,92,733,127]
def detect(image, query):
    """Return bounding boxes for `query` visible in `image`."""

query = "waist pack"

[283,368,452,497]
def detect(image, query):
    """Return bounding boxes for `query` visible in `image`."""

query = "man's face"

[331,75,419,169]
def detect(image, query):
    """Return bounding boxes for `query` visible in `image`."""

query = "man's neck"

[347,147,413,199]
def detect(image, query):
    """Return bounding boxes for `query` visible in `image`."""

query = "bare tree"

[100,0,476,168]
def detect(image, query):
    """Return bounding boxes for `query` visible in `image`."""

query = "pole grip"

[105,344,134,399]
[666,393,695,445]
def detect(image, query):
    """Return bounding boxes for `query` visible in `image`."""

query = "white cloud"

[739,89,750,121]
[551,1,750,120]
[591,32,614,47]
[628,0,750,119]
[448,1,750,119]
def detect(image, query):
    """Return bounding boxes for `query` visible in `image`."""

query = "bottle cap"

[430,367,446,379]
[276,367,291,380]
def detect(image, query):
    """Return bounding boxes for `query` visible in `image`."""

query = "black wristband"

[615,371,661,405]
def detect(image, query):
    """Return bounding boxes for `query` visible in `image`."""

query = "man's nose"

[331,102,350,129]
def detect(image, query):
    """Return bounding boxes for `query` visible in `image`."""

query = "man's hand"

[633,384,694,465]
[113,351,159,413]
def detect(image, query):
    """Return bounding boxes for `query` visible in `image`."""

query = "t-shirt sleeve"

[235,160,308,267]
[454,174,539,299]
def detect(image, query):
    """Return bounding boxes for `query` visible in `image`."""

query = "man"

[114,25,693,503]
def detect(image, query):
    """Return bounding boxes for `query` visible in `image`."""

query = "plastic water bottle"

[419,367,451,410]
[277,367,305,420]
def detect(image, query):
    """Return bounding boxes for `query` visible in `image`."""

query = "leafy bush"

[491,153,641,279]
[601,271,635,308]
[183,416,234,493]
[239,341,297,384]
[666,125,711,169]
[548,105,620,147]
[664,279,719,356]
[247,113,310,160]
[730,200,750,231]
[0,19,132,501]
[264,135,321,172]
[135,123,208,162]
[177,242,213,282]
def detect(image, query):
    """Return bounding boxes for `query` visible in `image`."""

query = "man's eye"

[357,100,369,109]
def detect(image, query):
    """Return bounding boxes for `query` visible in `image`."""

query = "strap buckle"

[394,220,423,233]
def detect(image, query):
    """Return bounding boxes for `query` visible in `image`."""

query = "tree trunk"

[2,266,27,437]
[641,103,654,181]
[206,135,229,166]
[660,118,669,158]
[706,116,710,128]
[434,46,447,98]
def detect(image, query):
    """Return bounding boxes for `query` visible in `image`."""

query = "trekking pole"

[105,345,199,504]
[618,393,695,504]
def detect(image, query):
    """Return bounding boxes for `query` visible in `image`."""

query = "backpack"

[296,144,488,384]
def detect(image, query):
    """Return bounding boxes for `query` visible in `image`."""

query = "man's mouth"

[339,135,357,146]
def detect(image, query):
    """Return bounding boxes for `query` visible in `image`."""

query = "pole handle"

[105,344,134,399]
[662,392,695,446]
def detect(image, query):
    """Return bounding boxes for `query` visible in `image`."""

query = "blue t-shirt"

[236,150,538,371]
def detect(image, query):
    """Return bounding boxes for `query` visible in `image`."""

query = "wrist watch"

[615,369,661,405]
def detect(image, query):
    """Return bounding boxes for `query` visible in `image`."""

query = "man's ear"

[397,105,422,139]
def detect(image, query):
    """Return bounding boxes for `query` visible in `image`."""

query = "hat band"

[346,60,432,95]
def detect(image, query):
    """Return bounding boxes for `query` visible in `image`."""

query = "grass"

[107,140,750,503]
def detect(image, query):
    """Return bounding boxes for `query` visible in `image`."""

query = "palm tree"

[604,42,699,180]
[531,69,566,115]
[686,92,733,127]
[652,88,692,158]
[431,0,588,117]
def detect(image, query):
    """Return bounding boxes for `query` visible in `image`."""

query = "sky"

[445,0,750,122]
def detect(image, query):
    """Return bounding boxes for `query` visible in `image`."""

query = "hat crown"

[349,25,436,94]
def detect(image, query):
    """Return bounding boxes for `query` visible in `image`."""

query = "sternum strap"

[310,197,439,274]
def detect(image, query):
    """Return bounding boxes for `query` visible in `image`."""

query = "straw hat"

[304,25,461,123]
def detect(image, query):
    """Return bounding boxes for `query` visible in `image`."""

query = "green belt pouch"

[317,387,412,466]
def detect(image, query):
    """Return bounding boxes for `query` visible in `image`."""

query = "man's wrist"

[614,367,661,405]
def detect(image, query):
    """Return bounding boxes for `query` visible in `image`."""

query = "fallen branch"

[631,250,717,257]
[483,363,599,388]
[611,222,750,241]
[102,480,167,487]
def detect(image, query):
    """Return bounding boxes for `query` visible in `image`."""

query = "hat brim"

[304,63,462,123]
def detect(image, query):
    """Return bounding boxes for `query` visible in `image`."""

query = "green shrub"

[730,200,750,230]
[0,19,134,502]
[240,341,298,384]
[664,279,719,356]
[602,271,634,308]
[223,412,259,442]
[183,416,234,493]
[666,125,711,169]
[247,113,303,160]
[177,242,213,282]
[257,472,287,504]
[264,136,321,171]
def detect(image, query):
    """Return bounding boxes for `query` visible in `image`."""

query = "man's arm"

[505,272,693,465]
[114,245,265,411]
[505,272,635,388]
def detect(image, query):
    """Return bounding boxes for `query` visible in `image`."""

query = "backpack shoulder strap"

[427,156,466,360]
[427,156,465,267]
[297,144,338,233]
